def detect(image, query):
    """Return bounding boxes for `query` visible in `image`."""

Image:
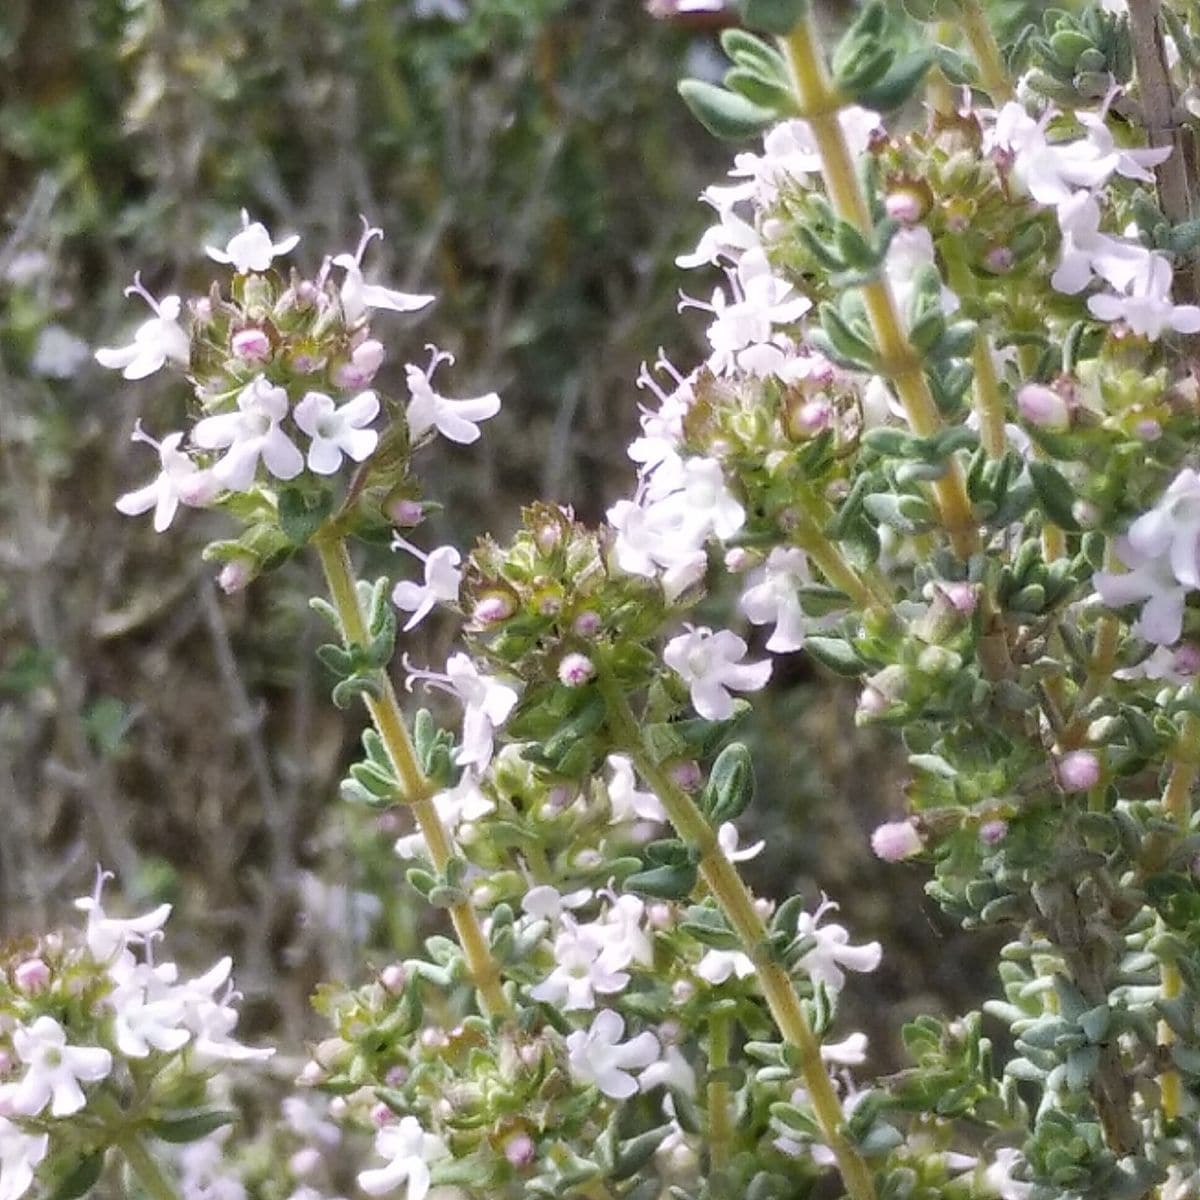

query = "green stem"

[970,335,1007,461]
[708,1011,733,1174]
[960,0,1013,101]
[314,532,511,1019]
[779,20,978,561]
[119,1134,181,1200]
[596,664,877,1200]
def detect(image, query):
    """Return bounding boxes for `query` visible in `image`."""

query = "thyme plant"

[28,1,1200,1198]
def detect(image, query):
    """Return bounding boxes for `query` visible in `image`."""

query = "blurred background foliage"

[0,0,995,1068]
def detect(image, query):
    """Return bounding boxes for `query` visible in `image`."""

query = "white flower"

[394,774,493,859]
[981,1148,1034,1200]
[405,653,518,770]
[179,957,273,1063]
[94,275,190,380]
[821,1032,868,1065]
[31,325,90,379]
[1087,253,1200,340]
[794,896,882,993]
[74,870,172,962]
[675,202,760,271]
[1076,108,1172,183]
[1051,193,1152,296]
[566,1009,660,1100]
[717,822,764,862]
[696,948,755,985]
[521,884,593,921]
[292,390,380,474]
[10,1016,112,1117]
[1095,469,1200,643]
[405,347,501,445]
[1114,641,1200,684]
[606,497,708,601]
[333,224,435,325]
[205,211,300,274]
[530,921,630,1010]
[739,547,813,653]
[596,894,654,973]
[987,102,1117,206]
[391,541,463,631]
[0,1119,47,1200]
[638,1044,697,1096]
[192,376,304,491]
[358,1116,447,1200]
[885,226,959,321]
[662,626,771,721]
[116,425,219,532]
[605,755,666,824]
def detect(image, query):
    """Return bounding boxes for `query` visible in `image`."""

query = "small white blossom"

[391,541,463,631]
[1087,253,1200,340]
[74,870,172,961]
[292,390,380,474]
[981,1148,1034,1200]
[531,921,630,1010]
[663,626,771,721]
[394,774,493,859]
[0,1119,48,1200]
[638,1044,697,1096]
[94,275,189,380]
[405,653,518,770]
[717,822,764,862]
[358,1116,447,1200]
[1095,469,1200,644]
[405,347,501,445]
[116,425,219,532]
[795,896,882,993]
[333,224,435,325]
[205,211,300,273]
[192,376,304,491]
[739,547,813,653]
[10,1017,111,1117]
[566,1009,660,1100]
[605,755,666,824]
[696,949,755,985]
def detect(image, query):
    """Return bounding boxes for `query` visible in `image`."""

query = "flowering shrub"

[74,1,1200,1199]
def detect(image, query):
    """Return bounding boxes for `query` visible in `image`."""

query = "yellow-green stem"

[794,513,891,611]
[960,0,1013,101]
[1061,613,1121,750]
[1158,709,1200,1118]
[597,666,877,1200]
[120,1134,182,1200]
[780,22,978,561]
[971,335,1007,461]
[314,533,511,1018]
[708,1011,733,1174]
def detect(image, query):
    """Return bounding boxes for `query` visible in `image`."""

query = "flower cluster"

[0,871,267,1200]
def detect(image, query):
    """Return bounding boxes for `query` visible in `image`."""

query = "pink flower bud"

[857,685,888,719]
[504,1134,536,1168]
[518,1044,541,1068]
[299,1061,324,1086]
[289,1148,322,1178]
[572,610,602,637]
[333,338,386,388]
[385,1065,409,1087]
[671,979,696,1004]
[1017,383,1070,431]
[328,1097,348,1119]
[979,819,1008,846]
[1175,643,1200,676]
[218,558,256,595]
[291,353,323,375]
[557,653,595,687]
[380,964,407,993]
[870,820,923,862]
[13,958,49,992]
[1134,418,1162,442]
[941,581,977,615]
[659,1019,682,1044]
[793,397,831,436]
[724,548,753,573]
[668,760,702,792]
[387,498,424,528]
[192,297,213,322]
[473,594,515,625]
[884,191,924,224]
[420,1027,448,1050]
[753,897,774,920]
[294,281,318,309]
[535,524,561,553]
[371,1103,394,1127]
[647,902,673,929]
[1056,749,1100,792]
[984,246,1014,273]
[231,328,271,363]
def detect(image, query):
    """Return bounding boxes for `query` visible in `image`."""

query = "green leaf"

[739,0,808,35]
[677,80,776,140]
[624,862,699,900]
[701,742,756,823]
[278,486,333,546]
[48,1152,106,1200]
[147,1108,238,1143]
[1028,460,1080,531]
[805,637,867,676]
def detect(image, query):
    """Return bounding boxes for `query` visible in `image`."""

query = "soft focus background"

[0,0,996,1070]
